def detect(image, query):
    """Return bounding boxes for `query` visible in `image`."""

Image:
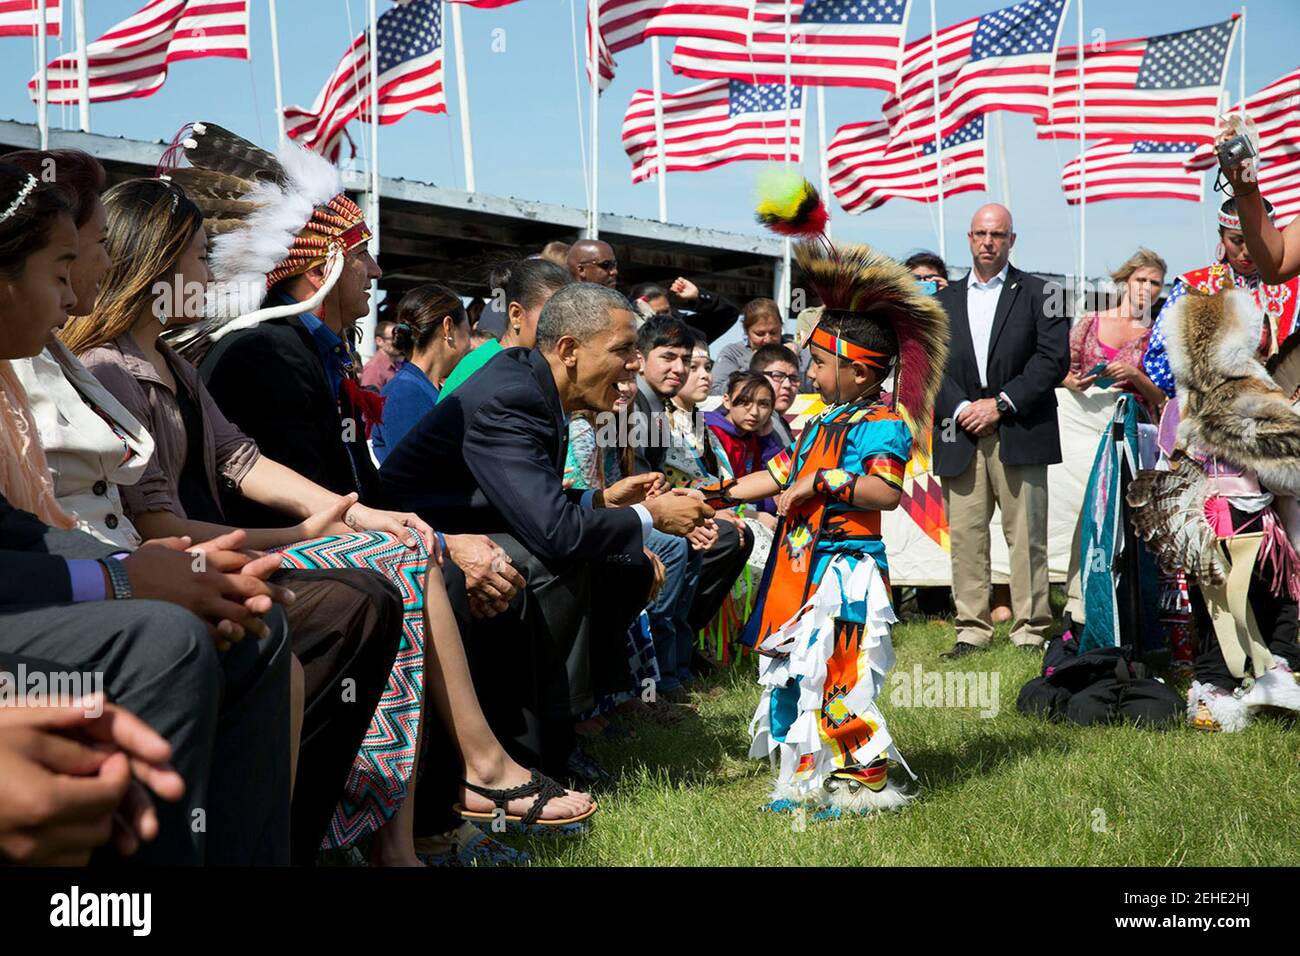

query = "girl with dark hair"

[66,176,593,863]
[371,283,470,463]
[437,256,572,402]
[0,161,82,523]
[705,371,777,506]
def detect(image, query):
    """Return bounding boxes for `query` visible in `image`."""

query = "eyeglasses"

[578,258,618,272]
[969,230,1011,242]
[764,370,799,385]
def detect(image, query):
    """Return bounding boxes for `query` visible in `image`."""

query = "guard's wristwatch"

[98,556,133,601]
[994,395,1010,416]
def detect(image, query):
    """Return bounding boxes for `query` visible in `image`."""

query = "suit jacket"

[379,347,644,566]
[931,265,1069,477]
[198,314,387,527]
[0,492,113,608]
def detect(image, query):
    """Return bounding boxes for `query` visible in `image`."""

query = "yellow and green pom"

[754,165,829,238]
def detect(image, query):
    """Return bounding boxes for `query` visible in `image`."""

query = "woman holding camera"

[1142,196,1300,398]
[1215,117,1300,286]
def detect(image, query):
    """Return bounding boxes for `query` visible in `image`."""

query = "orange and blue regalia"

[744,392,918,815]
[739,173,949,815]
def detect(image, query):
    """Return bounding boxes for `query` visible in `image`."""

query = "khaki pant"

[943,431,1052,647]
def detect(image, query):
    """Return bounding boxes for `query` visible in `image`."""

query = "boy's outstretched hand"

[776,474,817,516]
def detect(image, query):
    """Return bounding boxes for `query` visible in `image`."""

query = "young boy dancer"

[702,190,947,813]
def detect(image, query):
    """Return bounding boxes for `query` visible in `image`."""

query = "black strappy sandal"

[454,769,598,830]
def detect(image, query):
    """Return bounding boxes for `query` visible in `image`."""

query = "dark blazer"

[0,493,113,607]
[931,265,1069,477]
[379,347,644,566]
[198,314,387,527]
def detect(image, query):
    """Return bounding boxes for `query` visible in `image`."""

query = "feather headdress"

[753,166,948,439]
[160,122,372,355]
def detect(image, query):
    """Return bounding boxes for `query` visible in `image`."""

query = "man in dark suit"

[931,203,1070,658]
[0,492,293,864]
[380,283,714,749]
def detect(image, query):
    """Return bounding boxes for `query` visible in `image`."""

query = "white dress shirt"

[967,263,1008,388]
[953,263,1016,421]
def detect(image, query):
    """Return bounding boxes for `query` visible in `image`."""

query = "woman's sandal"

[454,769,599,833]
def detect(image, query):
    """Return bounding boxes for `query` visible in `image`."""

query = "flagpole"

[587,0,599,239]
[995,111,1012,265]
[73,0,89,132]
[36,0,48,148]
[268,0,286,146]
[781,0,792,317]
[816,86,829,234]
[927,0,944,261]
[650,35,667,222]
[1076,0,1086,307]
[450,1,477,192]
[366,0,381,355]
[1238,6,1246,115]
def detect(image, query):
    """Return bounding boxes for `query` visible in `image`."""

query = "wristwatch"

[98,556,133,601]
[994,395,1011,416]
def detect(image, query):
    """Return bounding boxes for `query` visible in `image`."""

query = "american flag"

[28,0,246,104]
[669,0,911,91]
[285,0,445,164]
[587,0,752,92]
[1185,66,1300,226]
[828,114,986,213]
[1061,140,1204,205]
[0,0,59,37]
[1035,18,1238,143]
[882,0,1066,148]
[622,78,803,182]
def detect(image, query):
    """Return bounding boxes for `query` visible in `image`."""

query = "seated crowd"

[5,132,1280,867]
[0,144,801,867]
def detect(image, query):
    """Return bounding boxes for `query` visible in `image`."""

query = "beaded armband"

[813,468,858,503]
[698,478,739,509]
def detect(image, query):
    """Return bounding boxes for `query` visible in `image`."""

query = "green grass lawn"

[512,615,1300,867]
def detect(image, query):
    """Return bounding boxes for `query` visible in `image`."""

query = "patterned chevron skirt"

[273,532,428,848]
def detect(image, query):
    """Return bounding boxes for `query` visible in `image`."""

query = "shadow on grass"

[904,724,1073,794]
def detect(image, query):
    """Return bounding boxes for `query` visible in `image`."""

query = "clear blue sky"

[1,0,1296,282]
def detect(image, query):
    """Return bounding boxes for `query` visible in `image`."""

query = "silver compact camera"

[1216,133,1257,169]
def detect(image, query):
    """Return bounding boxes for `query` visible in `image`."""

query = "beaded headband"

[0,174,39,224]
[1217,201,1274,231]
[266,193,372,288]
[808,319,894,371]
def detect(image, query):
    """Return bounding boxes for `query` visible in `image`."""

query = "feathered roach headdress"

[754,166,949,439]
[158,122,373,355]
